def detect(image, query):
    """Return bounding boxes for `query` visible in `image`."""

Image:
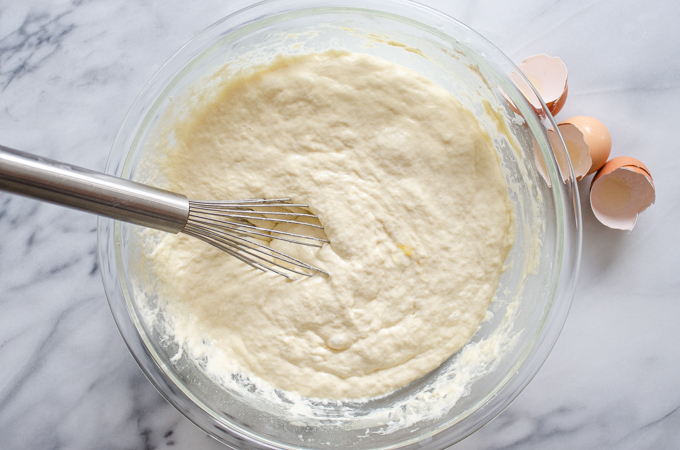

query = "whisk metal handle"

[0,145,189,233]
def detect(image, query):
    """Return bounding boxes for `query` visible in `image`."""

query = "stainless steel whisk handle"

[0,145,189,233]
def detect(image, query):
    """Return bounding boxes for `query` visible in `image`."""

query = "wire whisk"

[184,199,328,277]
[0,145,328,278]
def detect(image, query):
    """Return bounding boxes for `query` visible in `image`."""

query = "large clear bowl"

[98,1,581,448]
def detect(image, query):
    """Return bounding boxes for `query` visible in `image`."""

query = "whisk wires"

[181,198,329,278]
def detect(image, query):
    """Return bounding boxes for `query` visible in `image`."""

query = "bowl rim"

[98,1,582,448]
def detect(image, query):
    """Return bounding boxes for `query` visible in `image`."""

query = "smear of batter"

[145,50,514,400]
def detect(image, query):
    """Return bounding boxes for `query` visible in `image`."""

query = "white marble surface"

[1,0,678,448]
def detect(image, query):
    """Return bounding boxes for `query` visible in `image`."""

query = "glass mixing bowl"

[98,1,581,448]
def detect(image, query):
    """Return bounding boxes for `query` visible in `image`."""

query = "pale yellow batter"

[146,51,514,400]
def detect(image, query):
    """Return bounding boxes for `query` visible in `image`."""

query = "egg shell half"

[590,156,655,231]
[534,129,578,186]
[559,116,612,175]
[556,123,592,180]
[511,54,569,115]
[547,128,574,183]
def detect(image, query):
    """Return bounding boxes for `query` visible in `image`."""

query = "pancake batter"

[146,51,514,400]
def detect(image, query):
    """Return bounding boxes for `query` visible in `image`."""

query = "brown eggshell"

[590,157,655,230]
[534,125,586,186]
[556,123,592,180]
[594,156,653,182]
[560,116,612,175]
[550,83,569,116]
[547,128,574,183]
[512,54,569,115]
[509,70,541,111]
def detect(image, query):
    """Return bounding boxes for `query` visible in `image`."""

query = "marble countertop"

[1,0,678,448]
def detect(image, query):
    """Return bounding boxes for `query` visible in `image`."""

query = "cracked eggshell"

[509,71,540,111]
[556,123,592,180]
[547,127,574,183]
[533,128,577,185]
[510,54,569,115]
[590,156,655,231]
[559,116,612,175]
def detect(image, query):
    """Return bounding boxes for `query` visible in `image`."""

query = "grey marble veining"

[1,0,679,449]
